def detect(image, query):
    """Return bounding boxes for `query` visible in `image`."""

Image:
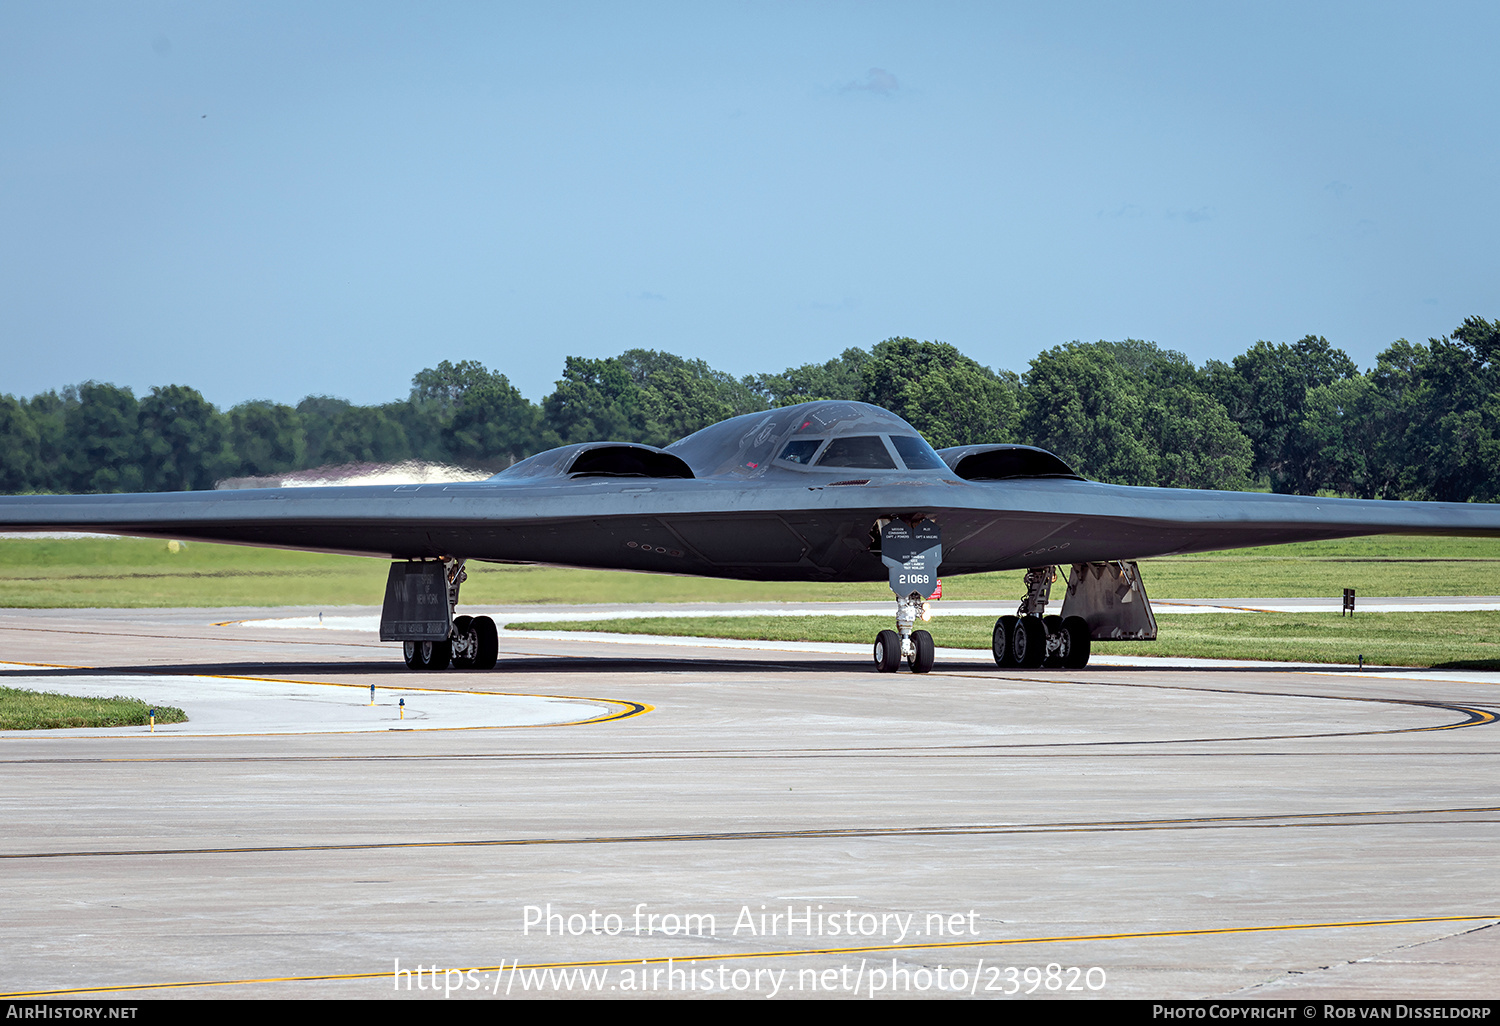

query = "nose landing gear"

[872,518,941,673]
[872,592,936,673]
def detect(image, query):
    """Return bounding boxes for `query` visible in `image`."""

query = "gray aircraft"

[5,400,1500,672]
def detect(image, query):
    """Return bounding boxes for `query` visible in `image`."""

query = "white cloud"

[843,67,898,95]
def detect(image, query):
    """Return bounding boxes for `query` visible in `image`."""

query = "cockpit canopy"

[665,401,950,478]
[773,432,947,471]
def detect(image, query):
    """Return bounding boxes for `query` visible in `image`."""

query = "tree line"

[2,316,1496,500]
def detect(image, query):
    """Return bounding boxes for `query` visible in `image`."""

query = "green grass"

[503,610,1500,669]
[0,686,189,730]
[1134,535,1500,598]
[2,534,1499,608]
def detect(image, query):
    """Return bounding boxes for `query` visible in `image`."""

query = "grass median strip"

[504,610,1500,670]
[0,686,188,730]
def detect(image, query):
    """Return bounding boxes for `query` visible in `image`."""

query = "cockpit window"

[815,435,897,470]
[777,439,823,465]
[889,435,946,471]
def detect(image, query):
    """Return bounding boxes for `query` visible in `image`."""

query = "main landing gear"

[990,567,1091,669]
[873,591,936,674]
[991,562,1158,670]
[403,614,499,671]
[383,559,500,672]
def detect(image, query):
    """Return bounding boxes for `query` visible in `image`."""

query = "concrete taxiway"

[1,603,1498,1000]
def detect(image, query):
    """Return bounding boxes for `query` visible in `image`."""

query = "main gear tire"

[1062,615,1092,669]
[1012,617,1046,669]
[473,615,500,670]
[992,615,1019,667]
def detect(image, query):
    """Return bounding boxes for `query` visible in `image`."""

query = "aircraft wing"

[3,402,1500,582]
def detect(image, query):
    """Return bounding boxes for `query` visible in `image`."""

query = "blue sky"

[2,1,1496,408]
